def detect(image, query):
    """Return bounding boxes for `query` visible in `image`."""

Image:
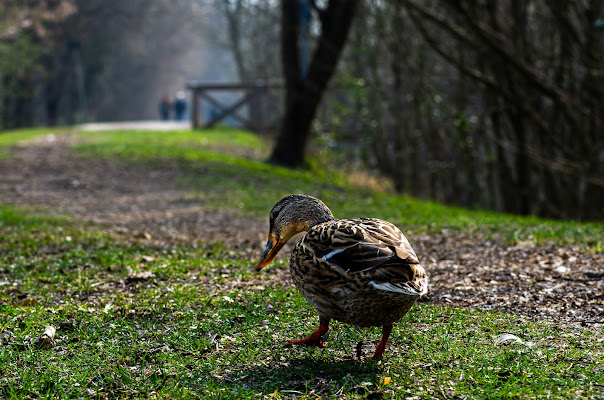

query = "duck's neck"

[280,199,335,241]
[303,199,335,229]
[298,203,334,232]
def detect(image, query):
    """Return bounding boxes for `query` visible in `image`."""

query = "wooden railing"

[186,81,283,132]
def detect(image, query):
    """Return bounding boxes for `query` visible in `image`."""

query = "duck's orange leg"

[288,319,330,348]
[372,324,393,359]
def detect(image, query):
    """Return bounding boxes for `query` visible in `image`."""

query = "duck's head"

[255,194,334,271]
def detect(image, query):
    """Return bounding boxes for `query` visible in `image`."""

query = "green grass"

[71,128,604,250]
[1,128,603,398]
[0,128,63,158]
[74,128,266,160]
[1,209,603,398]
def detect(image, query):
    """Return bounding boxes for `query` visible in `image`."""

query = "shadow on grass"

[189,356,384,397]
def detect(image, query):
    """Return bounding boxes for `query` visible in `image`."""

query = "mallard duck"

[255,194,427,359]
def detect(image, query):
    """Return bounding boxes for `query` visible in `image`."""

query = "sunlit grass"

[74,128,267,160]
[2,127,603,249]
[1,128,603,398]
[68,128,604,250]
[0,128,63,158]
[1,208,602,398]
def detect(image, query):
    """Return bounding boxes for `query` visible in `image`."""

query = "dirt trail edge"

[1,133,602,330]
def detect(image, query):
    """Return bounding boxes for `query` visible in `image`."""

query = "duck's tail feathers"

[369,277,428,296]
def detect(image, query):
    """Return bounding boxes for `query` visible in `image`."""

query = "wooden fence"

[186,81,283,132]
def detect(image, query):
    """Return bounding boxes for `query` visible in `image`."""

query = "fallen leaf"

[380,377,392,385]
[133,231,152,240]
[15,299,37,307]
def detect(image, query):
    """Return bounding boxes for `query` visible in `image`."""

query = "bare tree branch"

[403,0,602,130]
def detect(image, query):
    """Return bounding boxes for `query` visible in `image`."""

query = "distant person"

[159,95,171,120]
[173,91,187,120]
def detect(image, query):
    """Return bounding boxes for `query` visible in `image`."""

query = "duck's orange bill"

[255,235,285,271]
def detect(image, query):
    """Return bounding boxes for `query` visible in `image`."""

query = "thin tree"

[269,0,359,167]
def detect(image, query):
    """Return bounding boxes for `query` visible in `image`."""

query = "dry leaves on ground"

[1,134,602,330]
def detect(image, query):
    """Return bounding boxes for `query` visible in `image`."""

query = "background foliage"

[1,0,603,219]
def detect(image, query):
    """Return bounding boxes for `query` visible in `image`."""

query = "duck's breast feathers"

[302,218,427,295]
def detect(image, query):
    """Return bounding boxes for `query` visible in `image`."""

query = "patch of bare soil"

[0,133,266,249]
[416,233,603,330]
[1,133,602,330]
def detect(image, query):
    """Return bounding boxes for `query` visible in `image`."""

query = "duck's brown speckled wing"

[307,219,423,287]
[291,218,427,326]
[314,218,417,265]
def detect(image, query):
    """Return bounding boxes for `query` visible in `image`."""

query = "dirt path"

[1,133,602,330]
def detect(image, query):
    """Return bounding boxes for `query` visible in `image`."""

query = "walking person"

[173,91,187,121]
[159,95,171,120]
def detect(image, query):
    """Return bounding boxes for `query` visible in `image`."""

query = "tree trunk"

[269,0,359,167]
[270,84,321,166]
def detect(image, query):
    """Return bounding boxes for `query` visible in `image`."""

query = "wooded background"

[1,0,603,220]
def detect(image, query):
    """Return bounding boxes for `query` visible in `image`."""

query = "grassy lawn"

[71,129,604,250]
[1,128,603,398]
[0,128,67,159]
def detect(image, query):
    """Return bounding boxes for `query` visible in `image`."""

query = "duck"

[255,194,428,359]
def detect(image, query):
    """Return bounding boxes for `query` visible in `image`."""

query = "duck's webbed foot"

[287,318,330,348]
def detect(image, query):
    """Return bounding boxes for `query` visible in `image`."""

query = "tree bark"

[269,0,359,167]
